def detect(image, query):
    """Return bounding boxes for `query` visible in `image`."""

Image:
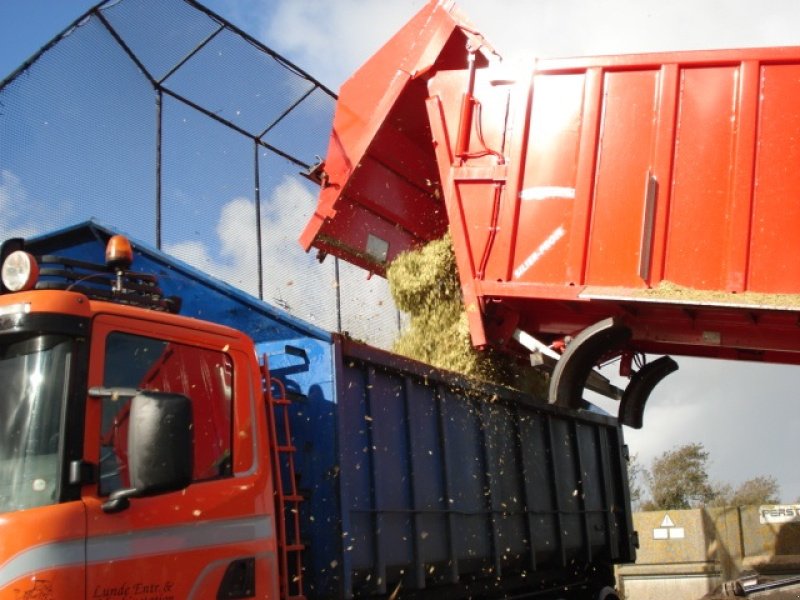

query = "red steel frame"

[301,0,800,366]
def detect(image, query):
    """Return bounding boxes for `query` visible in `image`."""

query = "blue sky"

[0,1,425,89]
[1,2,101,81]
[0,2,297,83]
[3,0,800,504]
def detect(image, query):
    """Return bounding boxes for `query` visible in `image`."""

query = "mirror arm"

[101,487,139,514]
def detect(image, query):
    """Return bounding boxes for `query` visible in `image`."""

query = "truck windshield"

[0,334,72,513]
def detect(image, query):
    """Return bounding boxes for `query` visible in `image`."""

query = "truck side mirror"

[102,391,193,514]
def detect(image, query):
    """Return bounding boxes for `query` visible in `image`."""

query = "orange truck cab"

[0,235,285,598]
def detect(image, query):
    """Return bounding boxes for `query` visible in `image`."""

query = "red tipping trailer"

[301,0,800,420]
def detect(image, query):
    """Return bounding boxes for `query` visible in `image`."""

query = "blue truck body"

[24,221,636,598]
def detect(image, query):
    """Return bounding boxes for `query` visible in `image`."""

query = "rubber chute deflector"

[548,317,632,409]
[619,356,678,429]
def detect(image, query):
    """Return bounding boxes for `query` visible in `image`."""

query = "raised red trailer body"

[301,0,800,411]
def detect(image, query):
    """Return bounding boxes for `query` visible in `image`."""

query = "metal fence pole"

[254,141,264,300]
[156,89,163,249]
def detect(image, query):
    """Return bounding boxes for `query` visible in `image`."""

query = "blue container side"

[256,336,342,597]
[331,337,635,599]
[439,389,492,566]
[482,403,528,566]
[518,414,559,567]
[403,378,449,579]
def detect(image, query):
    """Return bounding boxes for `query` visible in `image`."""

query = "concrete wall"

[616,506,800,600]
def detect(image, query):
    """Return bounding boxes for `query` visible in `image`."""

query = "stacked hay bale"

[387,233,546,397]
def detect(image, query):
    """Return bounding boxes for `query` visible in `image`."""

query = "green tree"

[641,442,716,510]
[709,476,780,507]
[639,443,781,511]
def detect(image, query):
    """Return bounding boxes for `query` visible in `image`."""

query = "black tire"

[596,586,621,600]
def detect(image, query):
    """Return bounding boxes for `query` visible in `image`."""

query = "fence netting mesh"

[0,0,402,348]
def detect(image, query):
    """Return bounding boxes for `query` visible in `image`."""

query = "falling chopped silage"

[387,234,547,398]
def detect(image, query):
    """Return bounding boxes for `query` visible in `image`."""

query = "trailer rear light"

[1,251,39,292]
[105,235,133,269]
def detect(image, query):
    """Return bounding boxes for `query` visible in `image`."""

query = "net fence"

[0,0,402,348]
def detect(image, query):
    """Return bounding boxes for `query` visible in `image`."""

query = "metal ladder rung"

[284,543,305,552]
[263,358,306,600]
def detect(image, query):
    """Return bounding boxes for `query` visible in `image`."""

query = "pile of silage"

[387,234,547,397]
[638,281,800,308]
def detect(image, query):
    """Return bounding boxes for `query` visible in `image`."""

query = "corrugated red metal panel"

[586,69,658,289]
[665,66,738,290]
[750,64,800,294]
[515,73,585,286]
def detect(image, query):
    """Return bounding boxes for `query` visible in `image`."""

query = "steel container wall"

[313,336,635,598]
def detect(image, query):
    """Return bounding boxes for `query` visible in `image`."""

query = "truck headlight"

[1,251,39,292]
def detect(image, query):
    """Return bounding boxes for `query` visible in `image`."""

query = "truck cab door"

[83,315,280,599]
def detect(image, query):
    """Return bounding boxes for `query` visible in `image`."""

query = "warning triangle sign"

[661,514,675,528]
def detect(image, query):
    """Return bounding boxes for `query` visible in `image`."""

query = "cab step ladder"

[262,356,306,600]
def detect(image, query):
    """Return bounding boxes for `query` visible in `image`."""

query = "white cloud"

[164,175,400,344]
[457,0,800,62]
[166,180,325,299]
[217,196,260,266]
[0,169,26,214]
[166,200,260,297]
[0,170,43,241]
[249,0,800,90]
[165,238,225,277]
[259,175,338,320]
[263,0,426,88]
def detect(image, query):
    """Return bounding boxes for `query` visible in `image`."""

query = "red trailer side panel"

[586,69,659,289]
[665,66,738,291]
[515,73,585,286]
[301,0,800,365]
[750,64,800,294]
